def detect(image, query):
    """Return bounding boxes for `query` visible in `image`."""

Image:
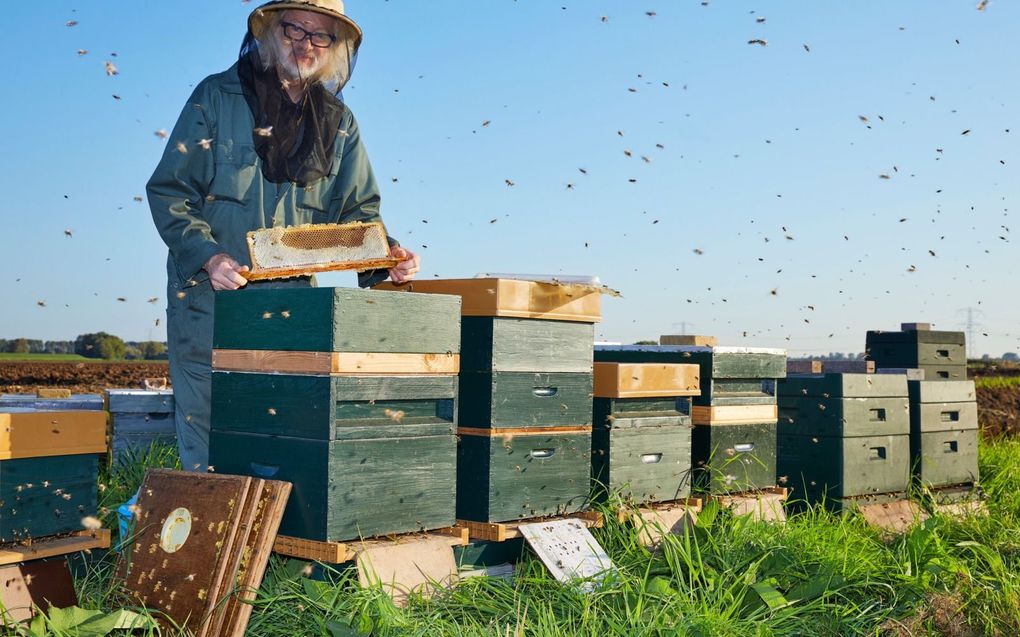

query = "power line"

[956,307,985,358]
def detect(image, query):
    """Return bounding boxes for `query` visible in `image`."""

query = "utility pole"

[956,307,984,358]
[671,322,693,335]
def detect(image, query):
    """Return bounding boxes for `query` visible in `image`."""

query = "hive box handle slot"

[940,411,960,422]
[868,409,887,422]
[532,387,558,397]
[936,349,950,358]
[641,453,663,464]
[943,441,958,453]
[734,443,754,453]
[530,448,556,459]
[869,447,887,460]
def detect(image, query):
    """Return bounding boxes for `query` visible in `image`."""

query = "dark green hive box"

[777,433,910,506]
[213,287,461,353]
[866,330,967,374]
[455,372,592,429]
[211,372,457,439]
[777,397,910,437]
[456,430,591,522]
[595,346,786,408]
[691,422,777,494]
[209,421,456,541]
[908,380,979,488]
[0,455,99,542]
[460,317,593,373]
[591,397,692,503]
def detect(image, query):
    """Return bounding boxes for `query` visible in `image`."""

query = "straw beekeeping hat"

[248,0,363,51]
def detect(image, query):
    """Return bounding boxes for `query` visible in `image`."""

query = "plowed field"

[0,360,169,394]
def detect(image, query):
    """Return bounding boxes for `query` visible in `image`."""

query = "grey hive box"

[907,380,979,488]
[691,422,777,494]
[866,327,967,381]
[0,394,104,411]
[105,389,175,462]
[776,374,910,507]
[208,286,462,542]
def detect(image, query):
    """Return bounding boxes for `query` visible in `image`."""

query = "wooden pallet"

[705,487,789,522]
[274,526,469,564]
[456,511,604,543]
[0,529,110,566]
[615,497,703,523]
[617,498,704,546]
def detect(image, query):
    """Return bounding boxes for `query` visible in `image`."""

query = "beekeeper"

[148,0,419,471]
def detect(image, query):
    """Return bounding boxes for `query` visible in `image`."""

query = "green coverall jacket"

[147,64,392,470]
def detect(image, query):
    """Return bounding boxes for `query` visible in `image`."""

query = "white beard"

[272,40,326,82]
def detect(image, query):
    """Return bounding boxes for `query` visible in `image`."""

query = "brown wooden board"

[211,350,460,375]
[212,479,291,637]
[374,278,602,323]
[0,559,78,624]
[708,487,789,523]
[117,470,253,636]
[273,527,468,563]
[691,405,778,425]
[455,511,603,543]
[0,529,110,567]
[593,363,700,398]
[0,410,107,460]
[658,335,718,347]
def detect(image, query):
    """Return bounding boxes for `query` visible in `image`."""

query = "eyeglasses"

[280,21,337,48]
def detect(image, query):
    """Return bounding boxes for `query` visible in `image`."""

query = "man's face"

[273,9,337,80]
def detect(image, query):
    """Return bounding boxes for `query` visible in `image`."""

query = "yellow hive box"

[374,278,601,323]
[593,362,700,398]
[0,409,108,460]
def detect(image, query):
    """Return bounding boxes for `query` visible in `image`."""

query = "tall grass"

[975,375,1020,390]
[70,440,1020,636]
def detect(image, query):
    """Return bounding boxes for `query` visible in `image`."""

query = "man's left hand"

[388,246,420,283]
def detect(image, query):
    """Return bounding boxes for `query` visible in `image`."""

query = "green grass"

[67,439,1020,636]
[0,353,91,361]
[975,375,1020,390]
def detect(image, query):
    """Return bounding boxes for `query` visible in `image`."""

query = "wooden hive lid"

[0,408,107,460]
[593,362,700,398]
[374,278,601,323]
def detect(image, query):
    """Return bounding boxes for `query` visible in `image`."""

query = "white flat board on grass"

[518,518,615,592]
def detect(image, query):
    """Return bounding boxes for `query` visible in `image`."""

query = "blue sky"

[1,1,1016,356]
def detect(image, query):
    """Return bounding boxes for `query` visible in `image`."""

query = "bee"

[748,39,768,47]
[254,126,273,137]
[154,129,168,139]
[104,60,118,76]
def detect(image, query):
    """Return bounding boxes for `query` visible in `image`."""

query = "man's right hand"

[203,253,250,291]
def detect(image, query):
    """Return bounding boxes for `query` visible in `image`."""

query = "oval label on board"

[160,507,192,553]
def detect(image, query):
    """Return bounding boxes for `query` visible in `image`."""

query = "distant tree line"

[0,335,168,360]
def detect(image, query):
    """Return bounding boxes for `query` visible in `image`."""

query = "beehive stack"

[376,278,599,523]
[907,380,979,494]
[0,408,106,541]
[105,390,175,463]
[207,287,462,542]
[866,324,967,381]
[591,363,700,504]
[595,344,785,494]
[776,373,911,510]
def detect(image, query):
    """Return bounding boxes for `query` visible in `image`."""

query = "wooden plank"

[0,410,107,460]
[460,317,594,373]
[211,349,459,375]
[778,373,907,399]
[0,529,110,566]
[595,346,787,380]
[659,335,718,346]
[455,511,603,542]
[901,323,931,331]
[374,278,602,323]
[273,528,468,563]
[593,363,700,398]
[855,498,928,533]
[213,287,462,354]
[710,487,788,522]
[216,479,291,637]
[35,388,71,399]
[907,380,976,404]
[691,404,777,425]
[105,390,174,414]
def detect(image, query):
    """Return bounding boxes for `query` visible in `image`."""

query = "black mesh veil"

[237,18,359,186]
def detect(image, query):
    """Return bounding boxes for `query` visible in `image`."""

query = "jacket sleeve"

[330,111,400,288]
[147,81,221,282]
